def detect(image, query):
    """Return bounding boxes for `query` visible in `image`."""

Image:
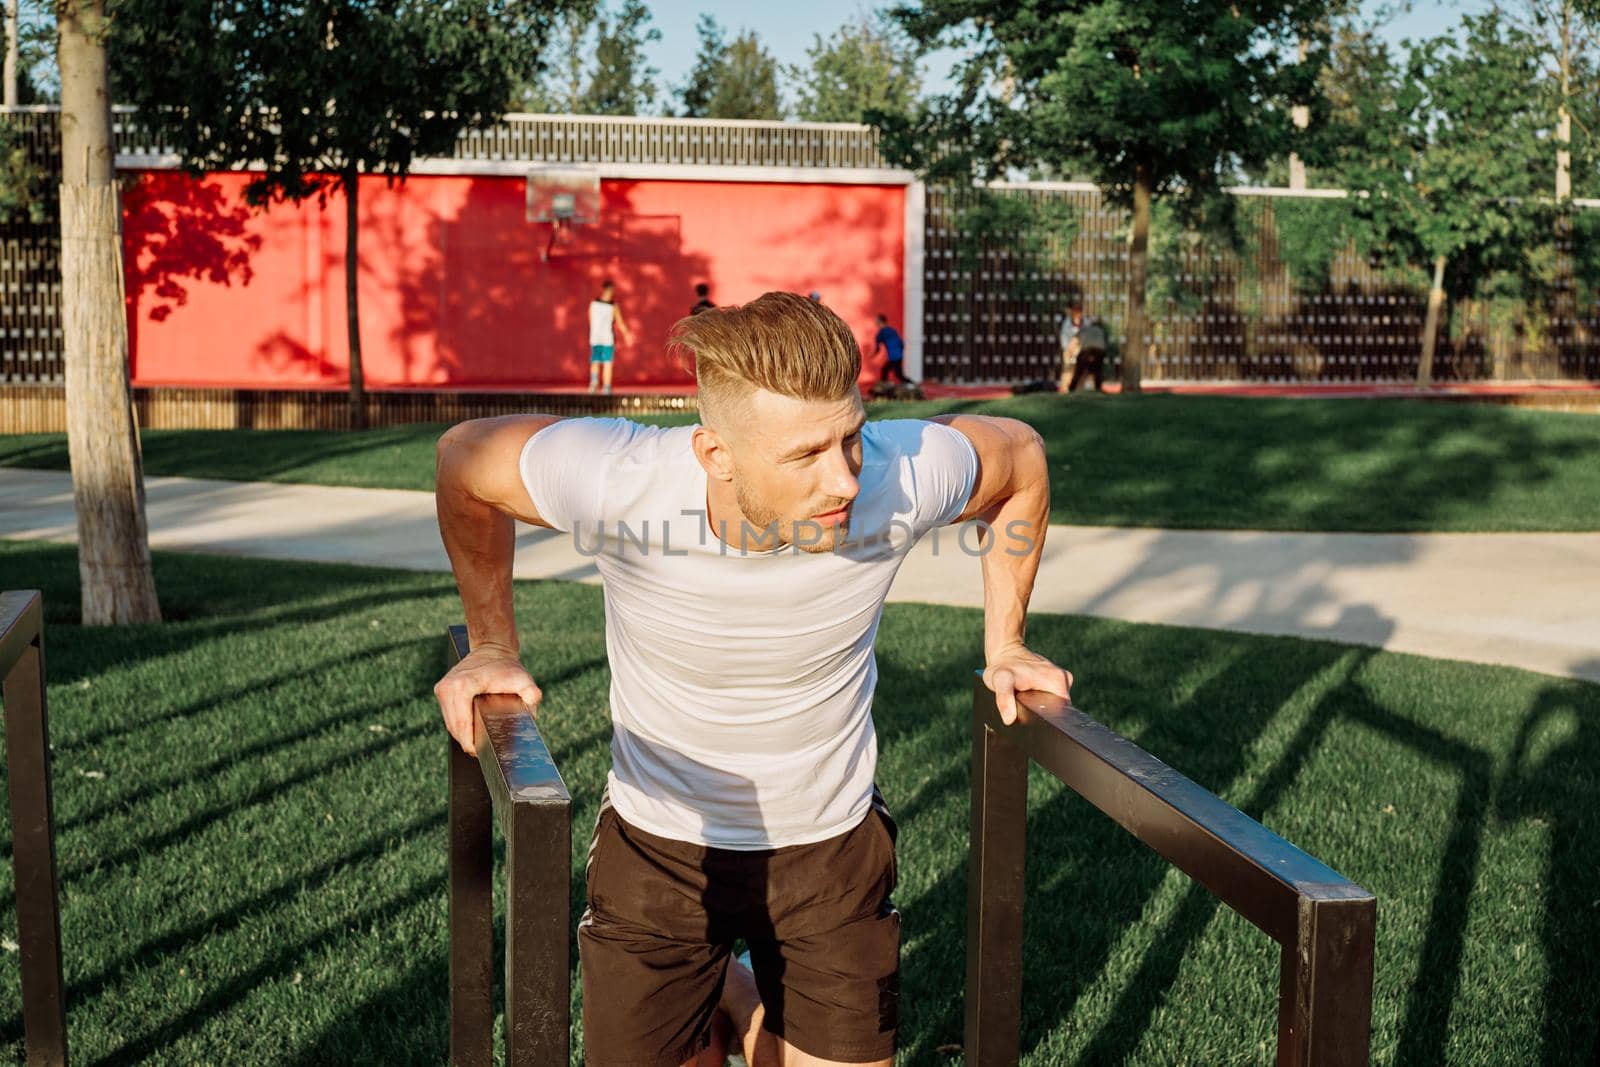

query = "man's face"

[725,389,865,553]
[1071,307,1083,324]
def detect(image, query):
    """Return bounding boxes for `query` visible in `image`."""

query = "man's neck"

[704,476,782,553]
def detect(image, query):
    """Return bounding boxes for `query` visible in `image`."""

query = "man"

[434,292,1069,1066]
[1057,301,1083,389]
[588,278,633,395]
[1058,301,1107,393]
[1067,312,1108,393]
[691,281,716,316]
[871,313,912,385]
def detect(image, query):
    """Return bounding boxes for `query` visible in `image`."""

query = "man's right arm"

[433,414,560,754]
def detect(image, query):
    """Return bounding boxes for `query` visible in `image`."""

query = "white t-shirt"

[520,417,979,849]
[588,300,615,346]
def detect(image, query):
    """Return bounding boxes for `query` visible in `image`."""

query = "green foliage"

[673,13,722,118]
[109,0,565,205]
[673,16,782,120]
[888,2,1332,218]
[790,11,922,125]
[0,115,47,223]
[2,0,54,103]
[1331,13,1556,306]
[1573,208,1600,308]
[511,0,658,116]
[1144,194,1257,315]
[578,0,660,116]
[1269,197,1355,293]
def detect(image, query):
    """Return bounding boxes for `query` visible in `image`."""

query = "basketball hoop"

[526,166,600,262]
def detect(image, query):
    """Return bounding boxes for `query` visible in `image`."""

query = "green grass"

[1,542,1594,1064]
[5,395,1599,530]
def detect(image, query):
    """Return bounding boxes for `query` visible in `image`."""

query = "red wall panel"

[122,171,906,390]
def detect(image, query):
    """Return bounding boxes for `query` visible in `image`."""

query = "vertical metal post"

[3,619,68,1067]
[964,705,1029,1067]
[1277,890,1377,1066]
[503,797,571,1066]
[449,738,494,1067]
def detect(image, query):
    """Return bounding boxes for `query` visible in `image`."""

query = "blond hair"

[669,291,861,426]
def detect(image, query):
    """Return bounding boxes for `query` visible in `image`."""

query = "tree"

[1494,0,1600,200]
[112,0,563,428]
[674,16,781,120]
[674,13,722,117]
[57,0,161,622]
[579,0,660,116]
[888,2,1335,391]
[510,0,661,116]
[1331,13,1554,384]
[791,11,922,124]
[4,0,55,104]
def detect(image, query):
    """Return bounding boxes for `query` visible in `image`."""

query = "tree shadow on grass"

[0,424,447,491]
[1071,648,1499,1066]
[1012,393,1600,533]
[1495,661,1600,1065]
[872,612,1374,1063]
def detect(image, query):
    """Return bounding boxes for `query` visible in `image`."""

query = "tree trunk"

[343,163,366,430]
[1418,254,1446,388]
[57,0,161,624]
[4,0,18,107]
[1121,160,1151,393]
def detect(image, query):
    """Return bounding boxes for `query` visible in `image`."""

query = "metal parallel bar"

[504,786,571,1067]
[963,715,1029,1067]
[969,678,1375,1066]
[1,590,68,1067]
[972,679,1364,945]
[447,723,494,1067]
[445,626,572,1067]
[1279,892,1378,1066]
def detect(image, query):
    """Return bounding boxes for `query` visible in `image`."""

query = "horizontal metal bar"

[446,627,571,835]
[972,678,1373,945]
[0,590,43,677]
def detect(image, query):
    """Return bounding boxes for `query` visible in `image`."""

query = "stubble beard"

[734,479,848,554]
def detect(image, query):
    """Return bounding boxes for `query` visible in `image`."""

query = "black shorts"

[579,789,901,1066]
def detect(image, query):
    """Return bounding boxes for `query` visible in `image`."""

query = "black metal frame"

[1,590,68,1067]
[445,626,572,1067]
[965,679,1377,1066]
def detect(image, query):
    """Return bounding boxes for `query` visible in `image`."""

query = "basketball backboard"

[526,165,601,225]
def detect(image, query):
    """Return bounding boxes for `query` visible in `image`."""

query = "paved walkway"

[3,468,1596,684]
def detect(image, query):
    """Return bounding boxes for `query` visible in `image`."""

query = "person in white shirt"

[435,291,1070,1067]
[588,278,633,395]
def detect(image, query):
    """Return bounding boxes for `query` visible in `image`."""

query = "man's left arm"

[931,414,1072,724]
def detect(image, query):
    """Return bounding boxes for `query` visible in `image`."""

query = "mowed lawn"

[1,541,1595,1065]
[4,395,1600,530]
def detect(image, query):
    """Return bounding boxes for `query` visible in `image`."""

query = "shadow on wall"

[121,171,262,379]
[397,178,713,389]
[120,171,907,390]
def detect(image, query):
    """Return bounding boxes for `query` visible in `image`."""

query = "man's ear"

[692,425,735,482]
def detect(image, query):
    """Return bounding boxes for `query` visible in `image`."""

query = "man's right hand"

[433,643,542,756]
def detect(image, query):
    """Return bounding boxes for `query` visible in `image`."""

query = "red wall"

[121,171,906,390]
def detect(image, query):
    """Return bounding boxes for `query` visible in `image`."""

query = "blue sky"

[641,0,1495,103]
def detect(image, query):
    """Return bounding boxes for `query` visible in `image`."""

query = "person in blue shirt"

[872,314,913,385]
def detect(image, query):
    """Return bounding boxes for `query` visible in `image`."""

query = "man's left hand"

[983,645,1073,725]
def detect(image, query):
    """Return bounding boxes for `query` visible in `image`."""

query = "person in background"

[588,278,633,396]
[1057,301,1084,390]
[1065,308,1108,393]
[808,290,822,303]
[691,282,716,316]
[872,313,912,385]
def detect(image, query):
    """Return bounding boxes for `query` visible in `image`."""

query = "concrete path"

[3,467,1596,685]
